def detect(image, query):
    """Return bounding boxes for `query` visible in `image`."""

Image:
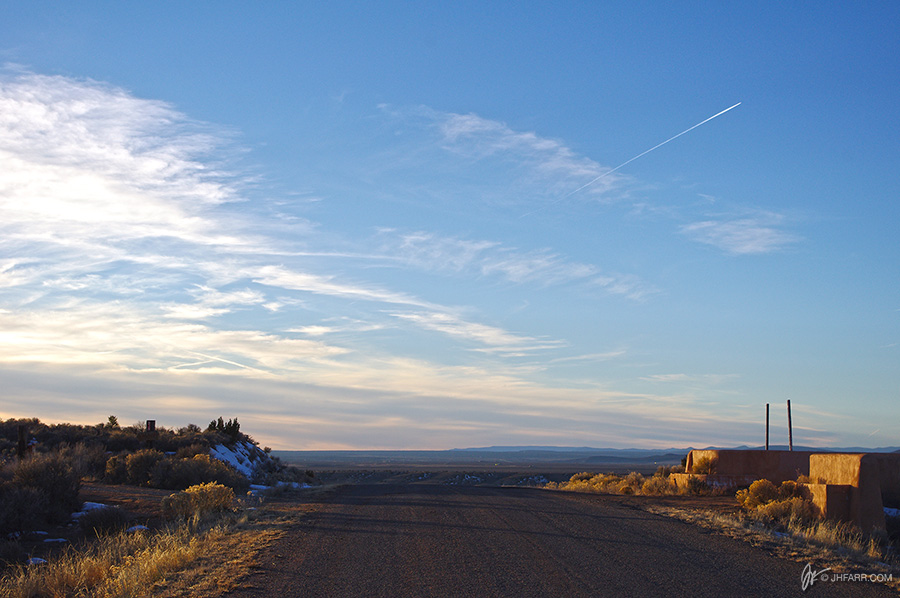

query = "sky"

[0,2,897,450]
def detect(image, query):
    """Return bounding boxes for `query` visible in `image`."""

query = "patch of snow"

[884,507,900,518]
[209,440,265,478]
[72,502,110,519]
[126,525,149,532]
[26,558,47,565]
[32,531,48,535]
[43,538,67,543]
[248,480,310,495]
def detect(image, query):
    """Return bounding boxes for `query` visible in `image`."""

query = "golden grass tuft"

[161,482,234,520]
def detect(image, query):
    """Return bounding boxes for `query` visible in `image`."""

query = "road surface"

[225,483,894,597]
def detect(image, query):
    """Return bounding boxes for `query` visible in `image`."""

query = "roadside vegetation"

[733,477,899,565]
[543,465,722,496]
[0,415,318,596]
[547,466,899,589]
[0,482,293,598]
[641,475,900,591]
[0,416,311,537]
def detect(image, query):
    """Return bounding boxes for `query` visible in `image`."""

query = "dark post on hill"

[787,399,793,451]
[17,424,26,460]
[143,419,158,448]
[765,403,769,450]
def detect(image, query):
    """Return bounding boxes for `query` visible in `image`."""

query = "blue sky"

[0,2,897,449]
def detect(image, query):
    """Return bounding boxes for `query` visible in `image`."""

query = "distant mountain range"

[273,444,900,468]
[451,445,900,456]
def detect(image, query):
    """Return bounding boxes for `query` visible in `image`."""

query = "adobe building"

[671,448,900,531]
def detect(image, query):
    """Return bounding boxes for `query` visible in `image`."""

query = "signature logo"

[801,563,832,591]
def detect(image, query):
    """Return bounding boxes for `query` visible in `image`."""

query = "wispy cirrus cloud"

[436,111,628,199]
[389,310,565,355]
[681,213,799,255]
[380,230,657,300]
[0,70,575,379]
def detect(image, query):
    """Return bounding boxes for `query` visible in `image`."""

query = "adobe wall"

[680,449,899,531]
[809,453,892,531]
[686,449,813,483]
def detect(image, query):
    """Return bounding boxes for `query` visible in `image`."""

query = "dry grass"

[545,470,718,496]
[0,494,299,598]
[643,504,900,593]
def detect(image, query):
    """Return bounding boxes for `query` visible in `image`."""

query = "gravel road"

[225,483,895,597]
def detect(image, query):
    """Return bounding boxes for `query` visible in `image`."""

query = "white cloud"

[437,112,625,198]
[253,265,440,309]
[390,310,565,354]
[381,230,657,299]
[681,214,799,254]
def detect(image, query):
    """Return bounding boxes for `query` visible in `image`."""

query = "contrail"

[521,102,741,217]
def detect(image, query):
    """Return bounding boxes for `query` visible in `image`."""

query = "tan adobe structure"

[670,449,900,531]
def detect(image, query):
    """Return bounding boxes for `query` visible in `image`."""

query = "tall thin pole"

[765,403,770,450]
[787,399,793,451]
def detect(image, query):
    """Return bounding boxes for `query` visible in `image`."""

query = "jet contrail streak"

[521,102,741,218]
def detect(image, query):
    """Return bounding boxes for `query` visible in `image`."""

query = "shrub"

[569,472,594,483]
[655,465,684,477]
[681,476,711,495]
[78,506,129,536]
[161,483,234,520]
[0,486,47,534]
[777,479,811,501]
[174,443,207,459]
[151,454,247,490]
[691,456,717,474]
[104,454,128,484]
[616,472,644,495]
[756,496,820,524]
[642,475,676,496]
[11,452,81,524]
[736,479,779,509]
[0,538,26,566]
[736,478,821,526]
[59,441,109,480]
[122,449,166,486]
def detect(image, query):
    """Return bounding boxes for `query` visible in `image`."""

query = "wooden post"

[144,420,157,448]
[765,403,769,450]
[787,399,793,451]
